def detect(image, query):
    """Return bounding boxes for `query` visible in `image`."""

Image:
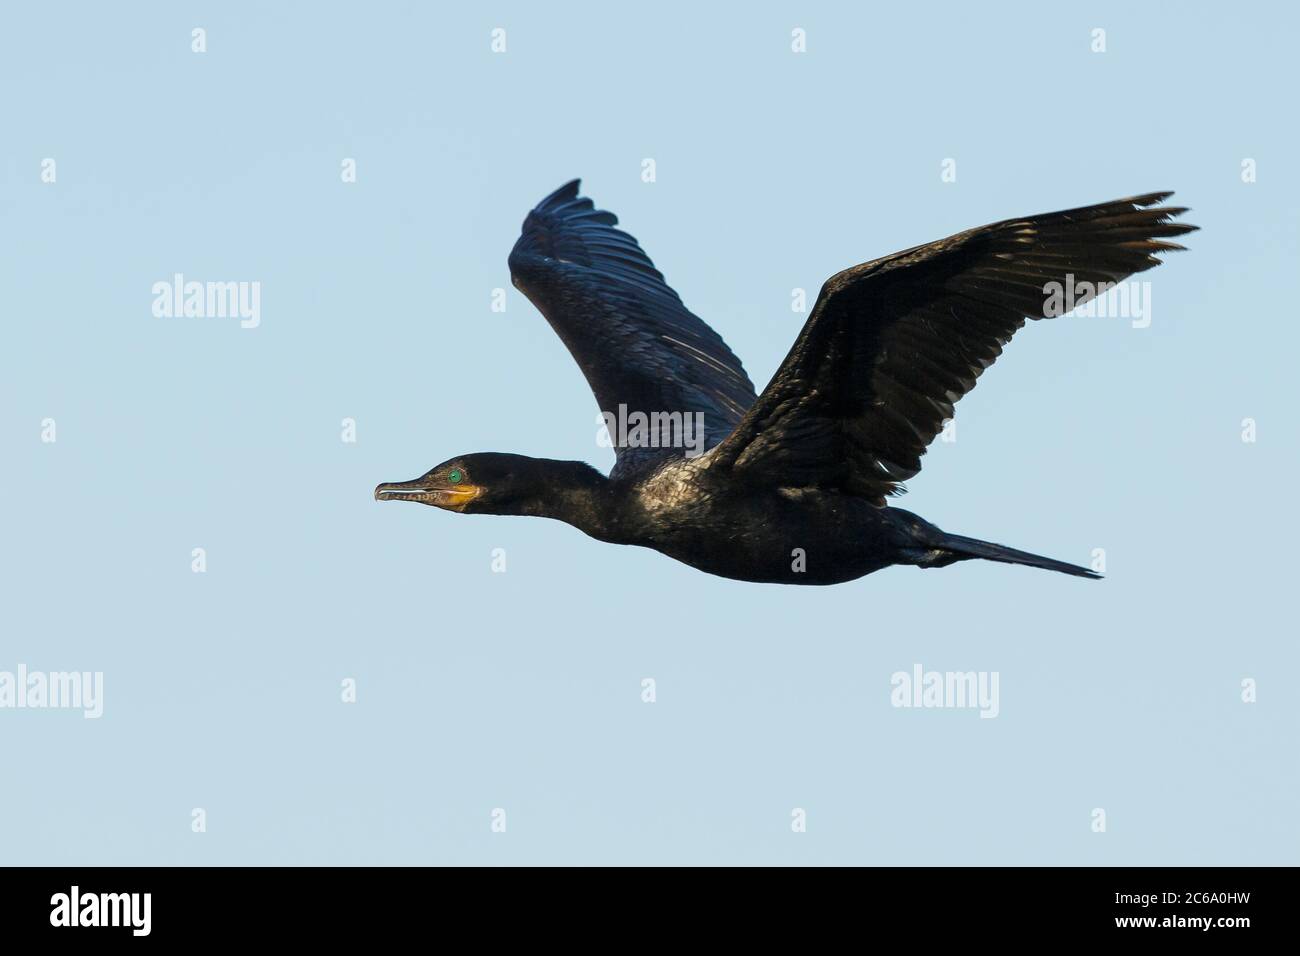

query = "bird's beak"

[374,477,482,511]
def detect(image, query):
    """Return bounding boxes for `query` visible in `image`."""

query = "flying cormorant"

[376,181,1194,585]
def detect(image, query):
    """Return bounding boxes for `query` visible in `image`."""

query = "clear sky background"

[2,2,1295,865]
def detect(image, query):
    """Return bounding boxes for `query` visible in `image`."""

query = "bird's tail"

[927,532,1101,579]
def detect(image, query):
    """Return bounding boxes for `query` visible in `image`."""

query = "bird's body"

[635,476,926,586]
[377,181,1195,584]
[570,455,919,584]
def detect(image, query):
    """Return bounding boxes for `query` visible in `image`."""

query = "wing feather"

[508,181,757,476]
[709,193,1197,503]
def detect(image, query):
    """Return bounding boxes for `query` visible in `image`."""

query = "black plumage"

[506,181,757,476]
[376,181,1195,584]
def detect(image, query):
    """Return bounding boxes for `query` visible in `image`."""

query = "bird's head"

[374,452,606,519]
[374,453,518,514]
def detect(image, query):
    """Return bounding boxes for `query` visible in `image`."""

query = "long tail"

[931,533,1101,579]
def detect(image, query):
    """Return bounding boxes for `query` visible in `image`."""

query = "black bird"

[376,181,1194,584]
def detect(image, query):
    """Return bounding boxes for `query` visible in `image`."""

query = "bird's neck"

[511,460,621,541]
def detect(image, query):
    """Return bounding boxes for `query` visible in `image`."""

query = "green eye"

[448,469,463,484]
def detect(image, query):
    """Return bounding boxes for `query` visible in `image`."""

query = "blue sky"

[1,1,1295,864]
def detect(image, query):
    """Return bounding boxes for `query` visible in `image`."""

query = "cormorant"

[376,181,1195,585]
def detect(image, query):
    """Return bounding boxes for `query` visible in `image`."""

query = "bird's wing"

[708,193,1196,504]
[508,180,757,477]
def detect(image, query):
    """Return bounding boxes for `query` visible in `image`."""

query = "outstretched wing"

[508,180,757,477]
[709,192,1197,504]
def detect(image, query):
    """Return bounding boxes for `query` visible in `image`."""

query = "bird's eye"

[448,469,463,484]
